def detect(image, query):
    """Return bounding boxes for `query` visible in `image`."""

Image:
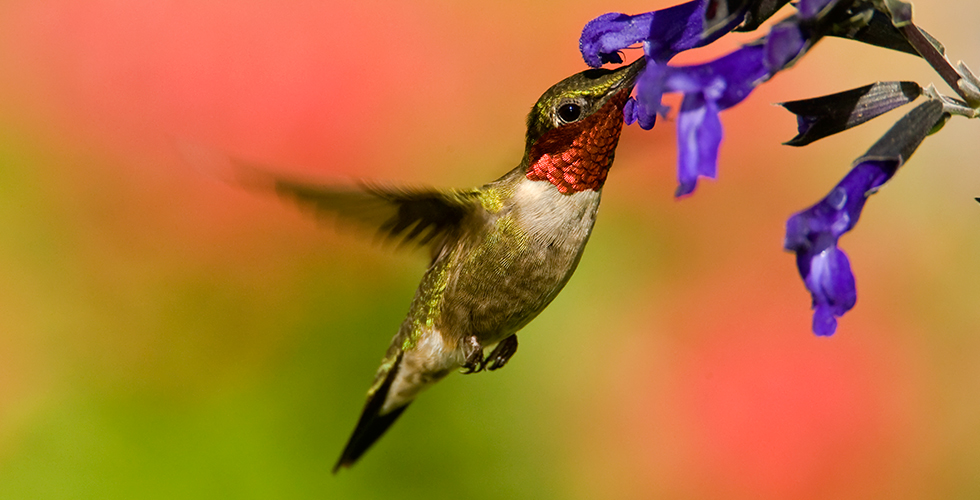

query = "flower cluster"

[580,0,976,335]
[581,0,836,196]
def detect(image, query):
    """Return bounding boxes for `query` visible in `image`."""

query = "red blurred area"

[1,1,451,170]
[584,262,932,499]
[676,320,924,498]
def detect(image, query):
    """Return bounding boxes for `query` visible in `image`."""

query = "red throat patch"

[525,89,630,194]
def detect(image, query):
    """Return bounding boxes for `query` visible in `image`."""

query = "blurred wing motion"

[234,159,482,256]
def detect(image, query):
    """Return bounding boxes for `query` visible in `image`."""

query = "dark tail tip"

[332,404,408,473]
[332,352,409,473]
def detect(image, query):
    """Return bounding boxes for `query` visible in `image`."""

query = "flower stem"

[899,22,980,108]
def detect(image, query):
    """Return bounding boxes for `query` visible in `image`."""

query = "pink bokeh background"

[1,1,979,498]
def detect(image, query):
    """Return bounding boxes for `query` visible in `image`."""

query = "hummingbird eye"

[556,103,583,124]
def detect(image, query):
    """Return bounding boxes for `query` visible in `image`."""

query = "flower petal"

[579,0,708,68]
[662,45,768,108]
[805,246,856,336]
[675,91,722,196]
[764,23,806,72]
[653,45,766,195]
[632,60,670,130]
[623,97,639,126]
[644,0,710,60]
[580,12,653,67]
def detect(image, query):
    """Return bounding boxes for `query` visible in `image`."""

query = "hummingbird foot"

[486,335,518,371]
[460,335,519,373]
[460,336,487,374]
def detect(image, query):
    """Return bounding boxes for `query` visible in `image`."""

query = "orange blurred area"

[1,1,979,499]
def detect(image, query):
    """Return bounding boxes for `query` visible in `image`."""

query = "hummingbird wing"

[235,162,482,256]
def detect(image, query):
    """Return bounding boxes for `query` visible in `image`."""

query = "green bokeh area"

[0,129,656,500]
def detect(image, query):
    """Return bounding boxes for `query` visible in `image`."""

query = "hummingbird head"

[523,57,645,194]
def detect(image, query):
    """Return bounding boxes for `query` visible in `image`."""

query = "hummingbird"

[241,57,645,472]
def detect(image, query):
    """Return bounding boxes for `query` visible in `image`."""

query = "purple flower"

[582,0,826,196]
[657,21,817,195]
[783,159,899,335]
[579,0,708,68]
[784,98,943,336]
[659,45,769,195]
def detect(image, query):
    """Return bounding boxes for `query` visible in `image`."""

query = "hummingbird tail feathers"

[333,351,409,473]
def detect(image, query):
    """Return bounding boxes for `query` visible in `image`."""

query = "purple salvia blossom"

[660,45,769,195]
[785,99,944,335]
[581,0,832,196]
[783,160,898,335]
[652,31,808,195]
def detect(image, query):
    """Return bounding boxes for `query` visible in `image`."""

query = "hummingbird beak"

[577,56,647,101]
[610,56,647,93]
[592,56,647,105]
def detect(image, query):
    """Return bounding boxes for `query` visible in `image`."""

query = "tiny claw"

[486,335,519,371]
[460,336,485,374]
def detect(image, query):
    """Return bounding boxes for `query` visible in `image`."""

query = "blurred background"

[1,1,978,498]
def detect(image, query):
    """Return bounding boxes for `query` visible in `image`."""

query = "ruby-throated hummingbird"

[244,57,644,472]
